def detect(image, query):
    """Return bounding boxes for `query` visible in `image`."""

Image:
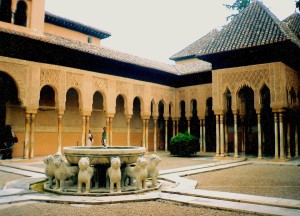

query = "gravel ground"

[188,163,300,200]
[0,151,299,215]
[0,200,257,216]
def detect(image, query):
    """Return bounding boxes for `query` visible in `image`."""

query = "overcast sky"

[45,0,297,64]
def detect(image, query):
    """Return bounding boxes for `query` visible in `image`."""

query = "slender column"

[234,113,238,158]
[224,119,228,156]
[24,113,31,159]
[145,119,149,151]
[165,118,168,151]
[274,112,279,159]
[203,120,206,152]
[81,115,86,146]
[176,120,179,135]
[29,114,35,159]
[279,112,285,159]
[126,117,131,146]
[241,117,245,154]
[153,118,158,151]
[85,116,90,147]
[220,115,224,157]
[295,123,299,157]
[142,119,146,148]
[216,115,220,156]
[57,114,63,153]
[287,123,291,159]
[257,113,262,159]
[199,120,203,152]
[109,117,113,146]
[106,117,110,145]
[187,119,191,134]
[172,120,175,137]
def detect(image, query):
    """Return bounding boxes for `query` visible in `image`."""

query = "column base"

[257,156,263,160]
[234,154,239,158]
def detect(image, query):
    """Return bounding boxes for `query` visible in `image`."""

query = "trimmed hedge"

[169,132,199,157]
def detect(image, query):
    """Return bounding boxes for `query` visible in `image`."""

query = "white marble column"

[85,116,90,147]
[106,117,110,145]
[203,120,206,152]
[287,123,291,159]
[220,115,224,157]
[126,117,131,146]
[199,119,203,152]
[109,117,113,146]
[142,119,146,148]
[176,120,179,135]
[81,115,86,146]
[57,114,63,153]
[274,112,279,159]
[165,118,168,151]
[279,112,285,159]
[234,113,238,158]
[187,119,191,134]
[257,113,262,159]
[145,119,149,151]
[29,114,35,159]
[172,120,176,138]
[216,115,220,156]
[153,118,158,151]
[224,119,228,156]
[24,113,31,159]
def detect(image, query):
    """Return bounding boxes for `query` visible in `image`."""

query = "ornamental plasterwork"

[190,88,198,100]
[133,84,144,97]
[222,68,270,95]
[178,89,185,101]
[93,77,108,93]
[40,68,60,89]
[286,67,299,92]
[151,87,173,104]
[66,72,83,89]
[116,81,129,95]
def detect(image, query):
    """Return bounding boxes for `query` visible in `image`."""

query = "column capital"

[105,113,115,118]
[125,114,132,119]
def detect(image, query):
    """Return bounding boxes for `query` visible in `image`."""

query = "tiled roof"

[283,12,300,39]
[170,1,300,61]
[0,23,211,75]
[45,12,111,40]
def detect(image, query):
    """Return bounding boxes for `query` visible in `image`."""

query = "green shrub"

[169,132,199,157]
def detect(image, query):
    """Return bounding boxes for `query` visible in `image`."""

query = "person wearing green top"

[102,127,107,147]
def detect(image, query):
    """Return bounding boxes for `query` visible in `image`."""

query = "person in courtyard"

[88,130,93,146]
[102,127,107,147]
[2,125,18,159]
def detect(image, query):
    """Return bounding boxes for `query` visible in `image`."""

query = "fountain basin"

[64,146,146,165]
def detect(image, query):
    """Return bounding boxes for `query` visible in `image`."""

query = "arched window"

[0,0,12,23]
[14,0,27,27]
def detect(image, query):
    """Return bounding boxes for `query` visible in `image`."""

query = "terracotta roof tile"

[0,23,211,75]
[170,1,300,61]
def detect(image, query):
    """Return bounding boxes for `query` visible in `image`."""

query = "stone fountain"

[43,146,162,195]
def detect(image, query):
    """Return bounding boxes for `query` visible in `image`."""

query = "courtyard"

[0,151,299,216]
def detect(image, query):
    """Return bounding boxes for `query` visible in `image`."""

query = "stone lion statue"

[53,156,79,191]
[77,157,96,193]
[122,156,148,190]
[147,154,161,187]
[43,154,56,189]
[106,156,121,193]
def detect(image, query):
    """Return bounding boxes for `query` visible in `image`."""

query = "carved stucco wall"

[212,62,298,114]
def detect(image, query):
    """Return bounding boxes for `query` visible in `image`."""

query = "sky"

[45,0,297,64]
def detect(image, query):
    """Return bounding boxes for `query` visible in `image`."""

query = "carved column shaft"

[126,117,131,146]
[199,120,203,151]
[153,119,157,151]
[109,117,113,146]
[165,119,168,151]
[81,115,86,146]
[220,115,224,157]
[145,119,149,151]
[85,116,90,147]
[142,119,146,148]
[203,120,206,152]
[287,123,291,159]
[295,123,299,157]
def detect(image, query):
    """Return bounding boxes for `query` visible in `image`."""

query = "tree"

[224,0,251,21]
[296,0,300,11]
